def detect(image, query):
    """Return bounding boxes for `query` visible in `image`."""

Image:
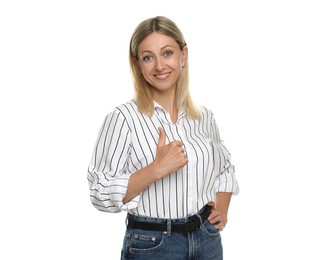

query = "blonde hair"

[129,16,201,120]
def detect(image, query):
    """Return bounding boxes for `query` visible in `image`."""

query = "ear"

[132,57,139,67]
[181,45,188,67]
[132,57,143,73]
[132,58,143,74]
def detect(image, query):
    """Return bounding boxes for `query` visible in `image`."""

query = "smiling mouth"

[155,73,170,80]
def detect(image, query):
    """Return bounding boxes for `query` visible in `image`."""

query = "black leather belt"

[127,205,211,233]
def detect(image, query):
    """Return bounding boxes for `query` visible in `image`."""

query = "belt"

[127,205,211,233]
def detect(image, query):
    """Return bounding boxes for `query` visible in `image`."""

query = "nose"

[155,57,165,71]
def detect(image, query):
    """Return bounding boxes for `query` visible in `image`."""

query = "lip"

[154,72,171,80]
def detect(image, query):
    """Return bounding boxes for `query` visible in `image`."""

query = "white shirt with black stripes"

[87,100,239,219]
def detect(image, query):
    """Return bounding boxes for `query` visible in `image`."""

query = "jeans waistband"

[126,205,211,234]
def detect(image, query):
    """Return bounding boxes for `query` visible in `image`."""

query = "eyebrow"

[141,45,175,55]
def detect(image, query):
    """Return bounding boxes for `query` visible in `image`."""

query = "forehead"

[138,32,178,51]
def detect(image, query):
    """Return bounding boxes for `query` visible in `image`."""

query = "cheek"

[139,64,152,76]
[172,57,183,69]
[172,61,183,72]
[141,68,152,81]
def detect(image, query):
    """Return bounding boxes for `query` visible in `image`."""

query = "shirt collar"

[153,101,185,118]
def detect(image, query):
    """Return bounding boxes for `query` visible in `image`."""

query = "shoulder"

[197,105,215,120]
[101,100,138,132]
[107,100,138,118]
[196,105,222,130]
[104,100,140,129]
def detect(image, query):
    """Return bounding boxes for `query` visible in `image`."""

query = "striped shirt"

[87,100,239,219]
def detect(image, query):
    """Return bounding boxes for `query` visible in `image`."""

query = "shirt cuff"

[108,174,141,211]
[215,165,240,195]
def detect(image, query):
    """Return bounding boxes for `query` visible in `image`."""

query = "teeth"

[156,73,169,79]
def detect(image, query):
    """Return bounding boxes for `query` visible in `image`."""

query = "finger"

[208,209,221,223]
[209,215,221,225]
[207,201,215,209]
[215,222,225,231]
[171,140,183,147]
[157,127,166,148]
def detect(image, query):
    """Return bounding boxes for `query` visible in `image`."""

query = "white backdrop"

[1,1,324,259]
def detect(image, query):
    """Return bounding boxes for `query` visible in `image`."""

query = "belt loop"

[166,219,172,236]
[125,214,129,227]
[196,213,203,228]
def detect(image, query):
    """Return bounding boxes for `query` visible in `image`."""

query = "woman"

[87,16,239,259]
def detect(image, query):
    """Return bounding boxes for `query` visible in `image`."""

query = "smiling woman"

[87,16,239,260]
[135,32,187,123]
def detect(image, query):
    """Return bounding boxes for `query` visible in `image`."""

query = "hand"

[153,127,188,178]
[207,201,227,231]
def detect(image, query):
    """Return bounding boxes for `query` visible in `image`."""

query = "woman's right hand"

[123,127,188,204]
[153,127,188,178]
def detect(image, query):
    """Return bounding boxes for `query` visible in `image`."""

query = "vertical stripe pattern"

[87,100,239,218]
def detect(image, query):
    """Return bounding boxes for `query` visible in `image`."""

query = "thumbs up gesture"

[153,127,188,178]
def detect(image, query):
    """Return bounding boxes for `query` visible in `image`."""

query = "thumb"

[157,127,166,148]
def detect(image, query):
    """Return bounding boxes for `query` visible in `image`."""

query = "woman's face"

[136,32,187,95]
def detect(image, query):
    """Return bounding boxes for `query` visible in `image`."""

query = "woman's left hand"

[207,201,227,231]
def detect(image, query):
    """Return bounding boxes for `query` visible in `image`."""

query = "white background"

[1,0,324,259]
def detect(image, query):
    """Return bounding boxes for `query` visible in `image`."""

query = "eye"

[143,55,152,61]
[164,51,173,57]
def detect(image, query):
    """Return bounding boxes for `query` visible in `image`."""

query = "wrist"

[149,161,165,180]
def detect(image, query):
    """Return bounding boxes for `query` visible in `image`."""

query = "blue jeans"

[121,208,223,259]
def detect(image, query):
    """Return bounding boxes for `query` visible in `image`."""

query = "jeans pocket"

[124,229,165,256]
[201,220,220,237]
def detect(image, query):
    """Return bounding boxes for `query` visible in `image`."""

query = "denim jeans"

[121,208,223,260]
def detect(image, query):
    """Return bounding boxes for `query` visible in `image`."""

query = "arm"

[87,111,135,212]
[123,127,188,203]
[215,192,232,225]
[208,192,232,230]
[207,114,239,229]
[88,115,187,212]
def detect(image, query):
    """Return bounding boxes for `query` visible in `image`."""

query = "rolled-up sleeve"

[211,117,239,195]
[87,110,140,213]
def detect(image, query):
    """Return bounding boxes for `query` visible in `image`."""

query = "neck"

[153,92,178,124]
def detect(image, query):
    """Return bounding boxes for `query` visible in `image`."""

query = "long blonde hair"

[129,16,201,120]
